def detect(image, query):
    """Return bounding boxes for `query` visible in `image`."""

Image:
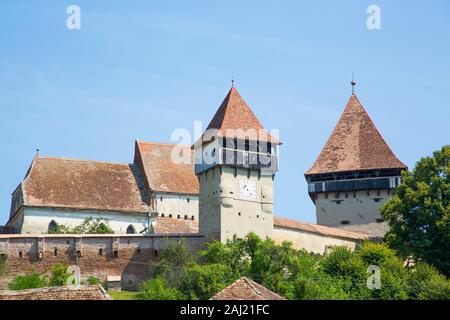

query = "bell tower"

[305,88,407,228]
[194,86,281,242]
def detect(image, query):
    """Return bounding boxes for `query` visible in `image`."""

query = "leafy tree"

[407,263,450,300]
[8,270,48,290]
[72,217,114,234]
[46,217,114,234]
[136,276,185,300]
[179,263,235,300]
[151,239,194,287]
[47,222,71,234]
[381,145,450,276]
[49,263,71,287]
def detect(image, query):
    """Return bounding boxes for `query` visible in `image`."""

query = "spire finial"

[351,73,356,95]
[231,75,234,88]
[36,148,40,157]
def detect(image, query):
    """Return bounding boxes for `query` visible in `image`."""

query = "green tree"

[72,217,114,234]
[179,263,235,300]
[407,262,450,300]
[381,145,450,276]
[8,270,48,290]
[49,263,71,287]
[151,239,194,287]
[136,276,184,300]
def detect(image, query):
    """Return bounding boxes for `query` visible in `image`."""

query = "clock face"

[239,180,256,201]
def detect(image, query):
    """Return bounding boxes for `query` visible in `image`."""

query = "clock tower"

[193,86,281,242]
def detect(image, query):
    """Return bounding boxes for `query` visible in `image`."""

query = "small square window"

[113,250,119,258]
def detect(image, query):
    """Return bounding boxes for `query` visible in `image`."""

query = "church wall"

[272,226,361,254]
[17,207,150,234]
[154,192,198,221]
[315,189,391,227]
[0,233,205,290]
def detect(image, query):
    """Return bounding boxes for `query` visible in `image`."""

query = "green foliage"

[381,145,450,276]
[87,276,101,285]
[72,217,114,234]
[408,263,450,300]
[136,233,449,300]
[151,239,194,287]
[47,222,71,234]
[136,276,185,300]
[8,270,49,290]
[179,263,235,300]
[49,263,71,287]
[46,217,114,234]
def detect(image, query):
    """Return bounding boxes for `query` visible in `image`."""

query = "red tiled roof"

[274,216,369,240]
[0,285,111,300]
[211,277,285,300]
[306,94,406,175]
[195,87,280,146]
[134,141,199,194]
[21,157,149,213]
[152,217,198,234]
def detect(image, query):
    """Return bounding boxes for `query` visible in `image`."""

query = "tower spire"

[231,75,234,88]
[351,73,356,95]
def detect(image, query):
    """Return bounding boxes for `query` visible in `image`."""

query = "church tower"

[305,89,407,228]
[194,86,281,242]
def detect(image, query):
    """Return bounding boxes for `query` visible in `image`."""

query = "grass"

[108,290,138,300]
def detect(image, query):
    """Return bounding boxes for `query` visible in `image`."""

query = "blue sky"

[0,1,449,224]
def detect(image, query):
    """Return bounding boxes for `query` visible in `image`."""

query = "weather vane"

[351,72,356,94]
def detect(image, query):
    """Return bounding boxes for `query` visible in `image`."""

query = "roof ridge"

[34,156,131,167]
[136,140,191,148]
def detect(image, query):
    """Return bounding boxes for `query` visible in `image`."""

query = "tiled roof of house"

[211,277,285,300]
[152,217,198,234]
[195,87,280,146]
[20,157,149,213]
[0,285,111,300]
[306,94,406,175]
[274,216,369,240]
[134,141,199,195]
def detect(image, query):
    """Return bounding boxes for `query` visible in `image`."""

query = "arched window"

[48,220,58,233]
[126,225,136,234]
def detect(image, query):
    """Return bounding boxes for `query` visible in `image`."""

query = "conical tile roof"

[306,94,406,175]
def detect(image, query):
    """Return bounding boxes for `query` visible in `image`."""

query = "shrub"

[9,271,48,290]
[136,276,184,300]
[49,263,71,287]
[408,263,450,300]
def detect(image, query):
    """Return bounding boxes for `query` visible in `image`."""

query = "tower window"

[113,250,119,258]
[373,198,383,203]
[99,248,103,256]
[184,215,188,220]
[169,214,172,218]
[177,214,180,219]
[161,213,165,218]
[19,251,23,258]
[376,218,384,223]
[54,248,58,257]
[191,216,195,221]
[238,212,241,216]
[332,200,343,204]
[187,198,190,203]
[136,248,141,255]
[160,196,163,202]
[340,220,350,225]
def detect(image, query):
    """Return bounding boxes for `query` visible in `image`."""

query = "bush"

[136,276,184,300]
[9,271,48,290]
[49,263,71,287]
[408,263,450,300]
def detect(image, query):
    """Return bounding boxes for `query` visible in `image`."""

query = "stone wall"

[0,233,205,291]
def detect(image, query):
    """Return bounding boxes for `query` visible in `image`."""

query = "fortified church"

[3,83,407,254]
